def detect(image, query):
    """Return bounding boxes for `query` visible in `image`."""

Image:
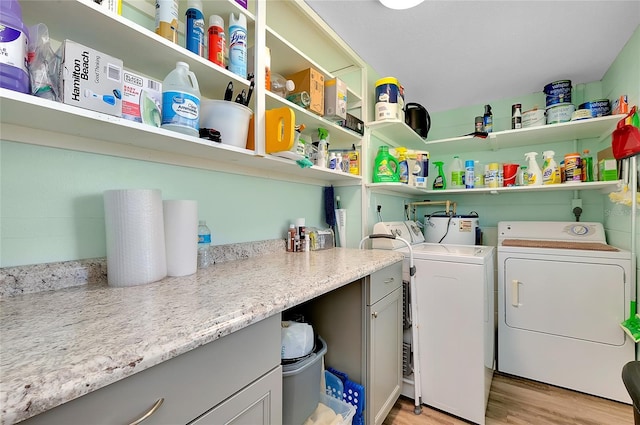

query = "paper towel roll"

[163,200,198,277]
[103,189,167,287]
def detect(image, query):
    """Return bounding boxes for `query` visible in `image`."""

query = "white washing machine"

[497,221,634,403]
[373,222,495,425]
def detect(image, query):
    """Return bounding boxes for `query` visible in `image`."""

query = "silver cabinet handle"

[128,398,164,425]
[372,312,378,318]
[383,277,395,284]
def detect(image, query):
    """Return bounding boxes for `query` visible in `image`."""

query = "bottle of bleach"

[161,61,200,137]
[525,152,543,186]
[228,13,247,78]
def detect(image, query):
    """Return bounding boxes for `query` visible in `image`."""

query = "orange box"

[286,67,324,116]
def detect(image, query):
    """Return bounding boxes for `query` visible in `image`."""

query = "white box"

[57,40,123,116]
[122,70,162,127]
[93,0,121,15]
[324,77,347,121]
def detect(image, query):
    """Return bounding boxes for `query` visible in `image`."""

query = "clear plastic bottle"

[450,155,464,187]
[207,15,225,67]
[185,0,205,56]
[270,72,295,98]
[197,220,212,268]
[228,13,247,78]
[161,61,200,137]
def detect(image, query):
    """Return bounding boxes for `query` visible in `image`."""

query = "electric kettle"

[405,103,431,139]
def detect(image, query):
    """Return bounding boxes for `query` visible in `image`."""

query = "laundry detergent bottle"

[396,147,409,184]
[373,145,399,183]
[0,0,29,93]
[525,152,542,186]
[542,150,561,185]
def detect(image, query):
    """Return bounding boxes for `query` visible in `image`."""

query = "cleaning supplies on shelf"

[450,155,464,188]
[155,0,179,44]
[525,152,542,186]
[432,161,446,189]
[185,0,204,56]
[228,12,247,78]
[396,147,409,184]
[542,150,561,184]
[270,72,295,98]
[1,0,30,94]
[483,104,493,133]
[207,15,225,67]
[161,61,200,137]
[372,146,399,183]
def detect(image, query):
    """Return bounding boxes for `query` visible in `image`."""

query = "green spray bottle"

[432,161,446,189]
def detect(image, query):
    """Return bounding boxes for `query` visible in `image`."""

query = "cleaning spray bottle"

[542,150,560,185]
[525,152,542,186]
[432,161,446,190]
[396,147,409,184]
[373,146,399,183]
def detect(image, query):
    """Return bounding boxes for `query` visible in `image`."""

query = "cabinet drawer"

[23,314,281,425]
[368,261,402,305]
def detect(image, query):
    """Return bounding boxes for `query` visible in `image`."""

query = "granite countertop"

[0,247,403,424]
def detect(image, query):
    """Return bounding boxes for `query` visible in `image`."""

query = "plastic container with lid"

[564,152,582,182]
[270,72,295,98]
[375,77,403,121]
[450,155,464,187]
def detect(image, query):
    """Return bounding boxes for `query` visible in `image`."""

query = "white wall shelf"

[424,114,625,157]
[367,180,622,196]
[366,119,428,151]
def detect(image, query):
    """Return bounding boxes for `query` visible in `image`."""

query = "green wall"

[0,142,328,267]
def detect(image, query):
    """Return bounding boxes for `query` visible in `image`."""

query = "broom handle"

[631,155,637,316]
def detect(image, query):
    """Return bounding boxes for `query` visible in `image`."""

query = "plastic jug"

[161,62,201,137]
[0,0,30,93]
[373,146,399,183]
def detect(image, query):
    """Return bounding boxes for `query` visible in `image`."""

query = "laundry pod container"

[282,336,327,425]
[200,99,252,148]
[423,213,479,245]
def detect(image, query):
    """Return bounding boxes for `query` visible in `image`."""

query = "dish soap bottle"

[542,150,561,185]
[525,152,542,186]
[432,161,446,190]
[396,147,409,184]
[450,155,464,187]
[372,146,399,183]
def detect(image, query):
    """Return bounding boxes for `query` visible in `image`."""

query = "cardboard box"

[122,70,162,127]
[57,40,123,116]
[598,159,618,181]
[324,77,347,121]
[286,67,324,116]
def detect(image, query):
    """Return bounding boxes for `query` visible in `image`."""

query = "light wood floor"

[383,373,634,425]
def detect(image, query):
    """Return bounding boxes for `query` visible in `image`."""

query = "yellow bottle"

[542,150,561,185]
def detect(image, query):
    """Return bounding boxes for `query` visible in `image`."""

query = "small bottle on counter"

[286,224,296,252]
[295,218,306,252]
[197,220,212,268]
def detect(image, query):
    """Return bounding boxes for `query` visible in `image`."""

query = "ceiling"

[305,0,640,113]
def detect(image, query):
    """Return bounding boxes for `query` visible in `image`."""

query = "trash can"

[282,336,327,425]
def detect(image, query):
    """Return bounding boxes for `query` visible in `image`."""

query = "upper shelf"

[366,119,428,151]
[20,0,252,98]
[0,89,362,185]
[423,114,626,156]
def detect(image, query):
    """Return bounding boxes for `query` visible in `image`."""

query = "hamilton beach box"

[57,39,123,116]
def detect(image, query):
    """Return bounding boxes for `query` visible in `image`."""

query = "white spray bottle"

[525,152,543,186]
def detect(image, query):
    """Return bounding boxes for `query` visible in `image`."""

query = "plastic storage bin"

[282,336,327,425]
[303,393,356,425]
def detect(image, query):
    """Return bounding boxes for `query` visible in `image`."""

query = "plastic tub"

[200,99,253,148]
[304,393,356,425]
[282,336,327,425]
[546,103,575,124]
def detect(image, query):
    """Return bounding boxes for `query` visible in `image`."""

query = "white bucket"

[200,100,253,148]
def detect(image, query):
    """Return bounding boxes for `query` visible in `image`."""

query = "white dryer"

[497,221,634,403]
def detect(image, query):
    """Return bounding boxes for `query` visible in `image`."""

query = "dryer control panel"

[498,221,606,243]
